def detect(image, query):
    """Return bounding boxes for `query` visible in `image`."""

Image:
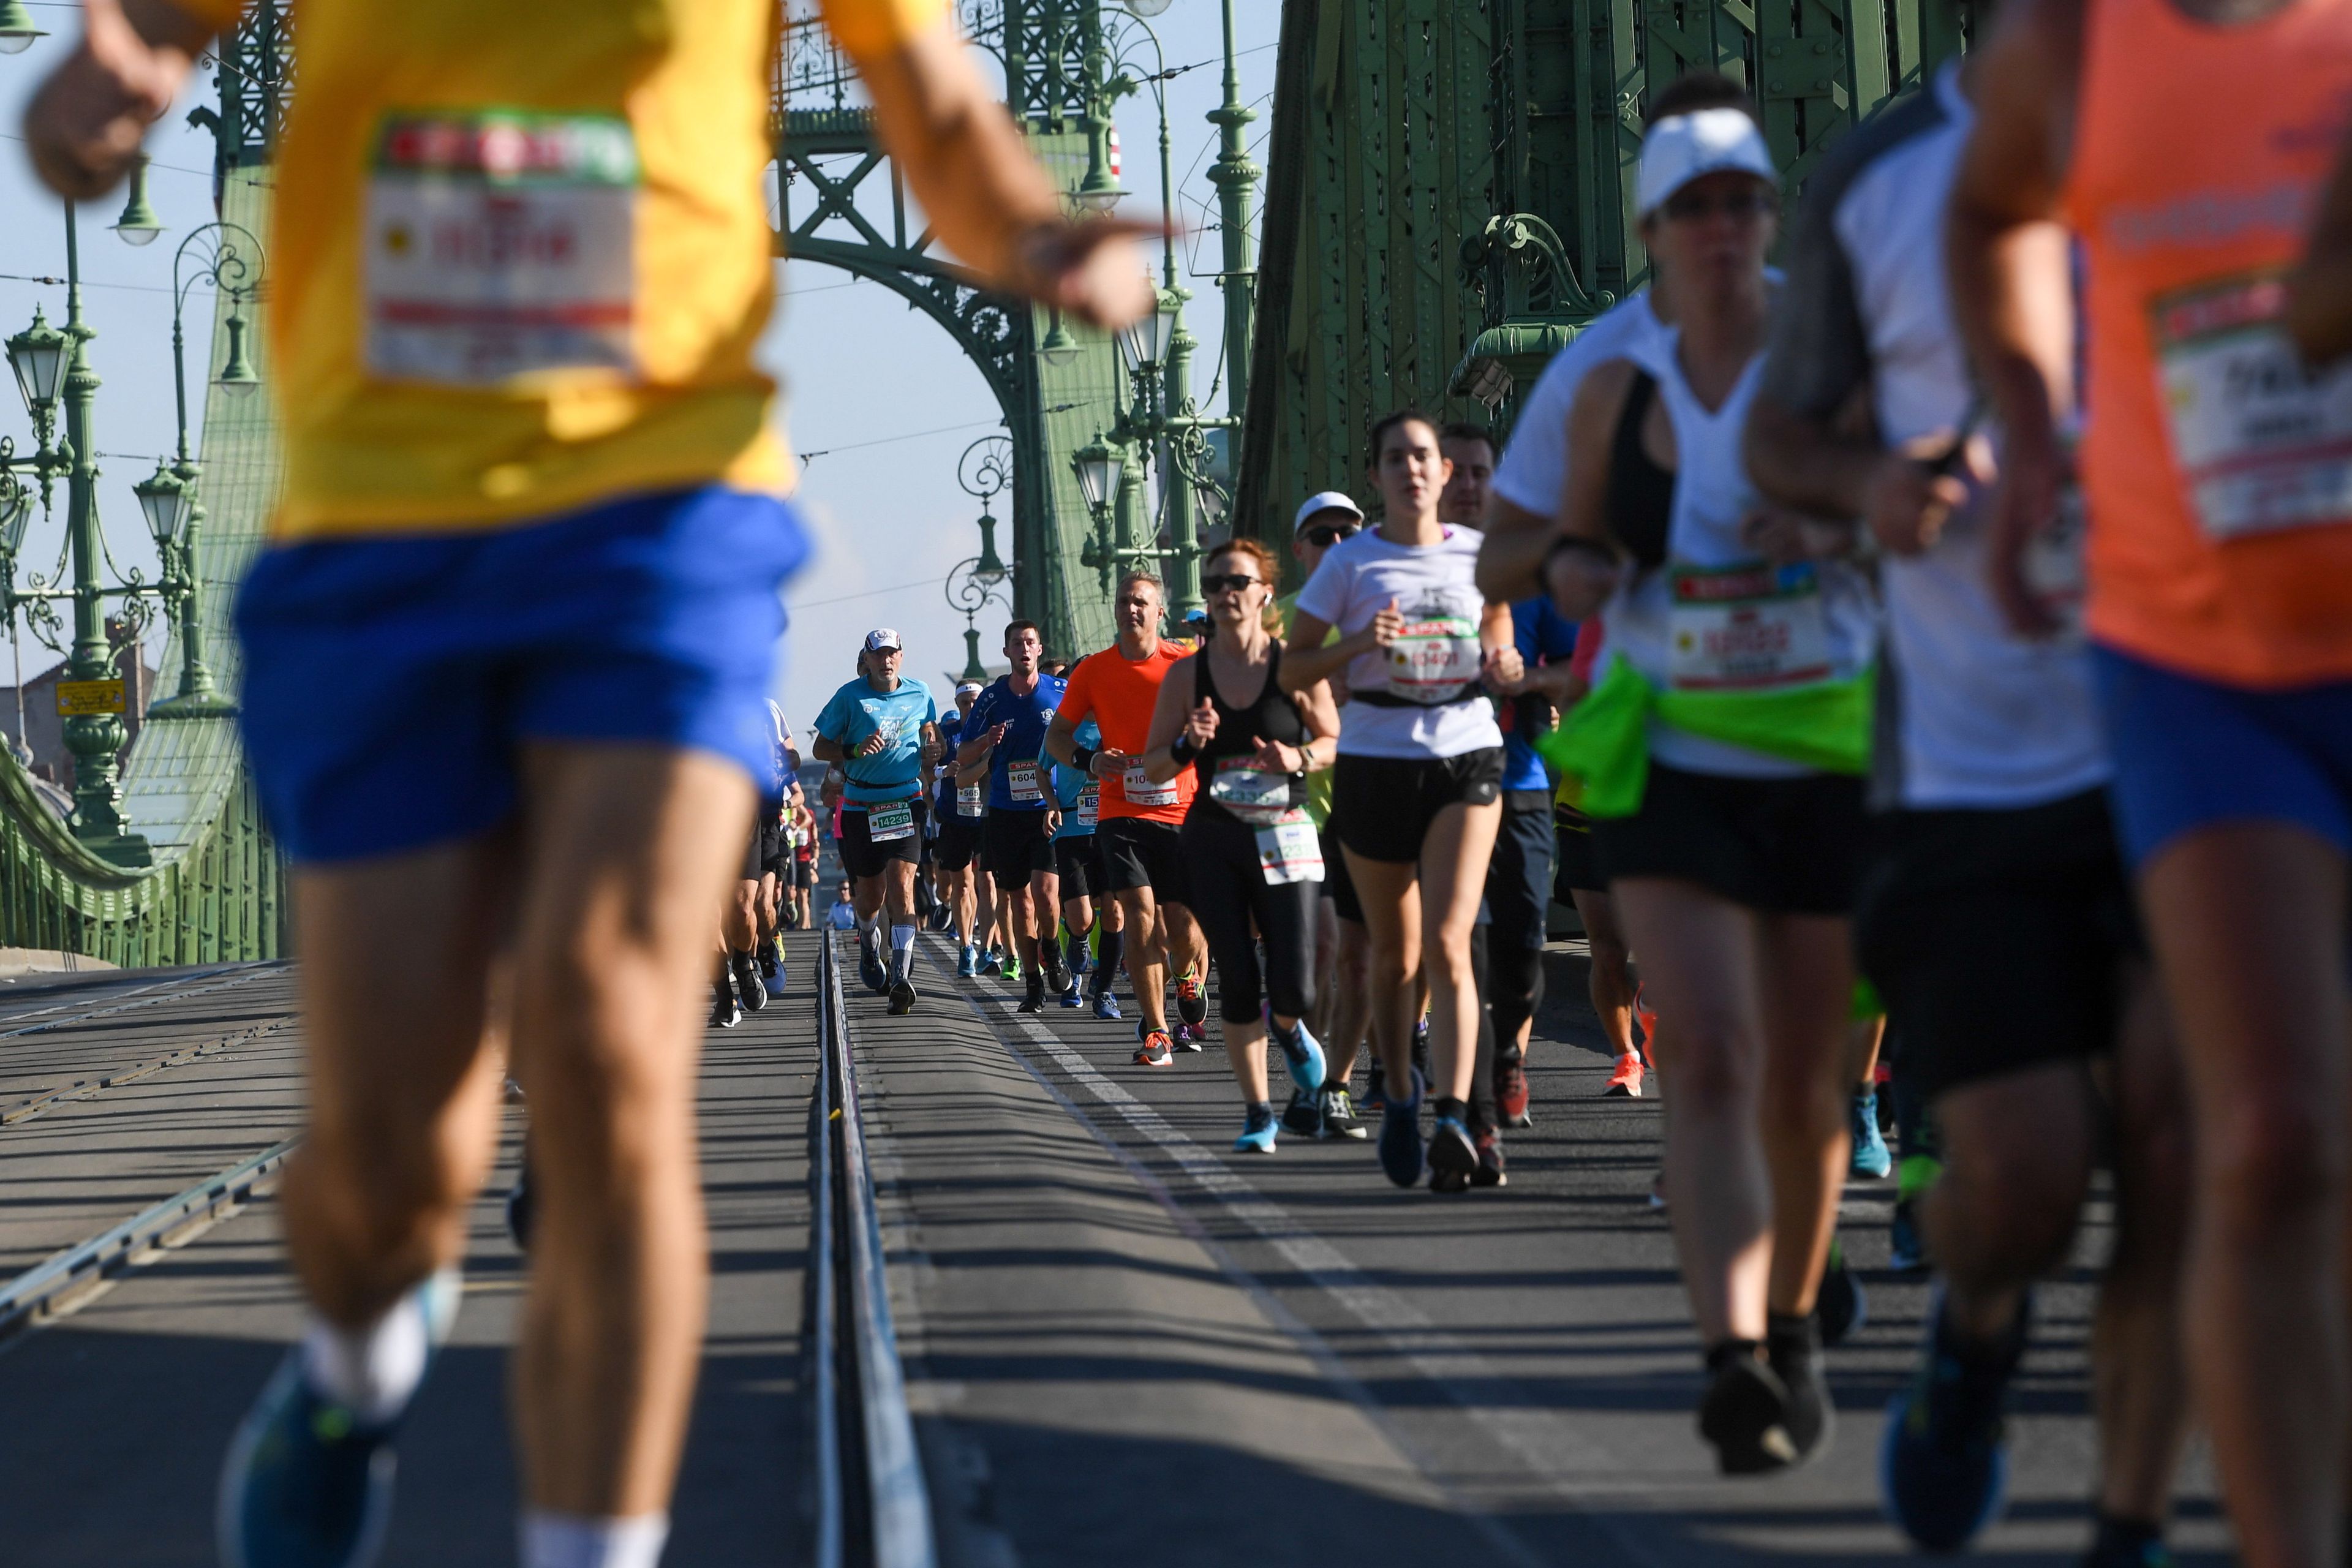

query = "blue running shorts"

[236,486,809,863]
[2092,644,2352,870]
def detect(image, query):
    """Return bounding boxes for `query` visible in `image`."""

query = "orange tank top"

[2064,0,2352,687]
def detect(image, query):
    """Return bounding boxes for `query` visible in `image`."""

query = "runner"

[1950,4,2352,1560]
[27,0,1156,1559]
[1529,89,1877,1472]
[1284,410,1520,1193]
[1283,494,1370,1139]
[813,631,942,1015]
[1139,538,1340,1150]
[791,794,820,932]
[1747,39,2192,1552]
[1046,569,1213,1068]
[932,679,990,973]
[1050,710,1124,1016]
[959,622,1069,1011]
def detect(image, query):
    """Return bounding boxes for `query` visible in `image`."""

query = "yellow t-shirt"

[172,0,948,539]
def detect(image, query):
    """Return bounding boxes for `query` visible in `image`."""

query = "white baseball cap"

[1292,491,1365,533]
[863,628,902,653]
[1636,108,1776,219]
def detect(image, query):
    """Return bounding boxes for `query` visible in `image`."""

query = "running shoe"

[217,1275,460,1568]
[1890,1197,1930,1275]
[1134,1031,1174,1068]
[1604,1053,1646,1098]
[1472,1128,1507,1189]
[1648,1168,1668,1210]
[1039,943,1068,998]
[1058,978,1084,1008]
[956,944,979,979]
[1169,1020,1205,1053]
[503,1163,533,1253]
[930,903,954,933]
[1317,1085,1367,1140]
[1377,1069,1425,1188]
[1851,1088,1893,1179]
[981,946,1003,976]
[709,979,740,1031]
[732,952,767,1014]
[858,926,887,993]
[1016,976,1046,1014]
[888,973,917,1016]
[2084,1517,2175,1568]
[1175,968,1208,1030]
[1281,1086,1322,1137]
[1411,1017,1431,1085]
[1233,1103,1279,1155]
[1634,983,1658,1047]
[1362,1060,1387,1114]
[1269,1016,1327,1096]
[1882,1291,2028,1553]
[1428,1112,1477,1194]
[1003,956,1023,985]
[1496,1058,1531,1126]
[1093,990,1122,1022]
[1818,1239,1867,1348]
[1766,1311,1834,1465]
[1699,1343,1799,1476]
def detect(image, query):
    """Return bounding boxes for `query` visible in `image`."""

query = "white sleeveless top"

[1600,330,1880,780]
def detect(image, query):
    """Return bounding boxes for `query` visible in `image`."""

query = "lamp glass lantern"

[1038,312,1081,368]
[6,306,68,418]
[1072,440,1122,514]
[0,476,30,558]
[973,506,1008,582]
[217,304,260,396]
[112,156,164,247]
[0,0,45,54]
[133,461,192,549]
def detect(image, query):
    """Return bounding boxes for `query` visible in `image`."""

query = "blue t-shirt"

[932,707,974,809]
[965,672,1068,812]
[815,676,938,806]
[1050,718,1102,840]
[1501,599,1581,793]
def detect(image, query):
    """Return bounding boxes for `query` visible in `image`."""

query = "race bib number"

[957,782,984,818]
[867,801,914,843]
[1077,782,1100,828]
[1122,758,1178,809]
[1384,599,1485,704]
[2154,271,2352,541]
[1008,760,1042,803]
[1666,563,1832,692]
[1209,757,1296,826]
[366,112,639,385]
[1254,815,1325,886]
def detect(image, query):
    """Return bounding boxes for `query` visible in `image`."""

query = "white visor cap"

[1636,108,1777,219]
[1292,491,1365,532]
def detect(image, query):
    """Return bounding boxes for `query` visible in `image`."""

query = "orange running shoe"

[1604,1054,1645,1098]
[1634,984,1659,1052]
[1134,1031,1174,1068]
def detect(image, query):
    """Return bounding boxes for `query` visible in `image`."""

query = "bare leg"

[1343,851,1424,1097]
[1118,884,1167,1034]
[1757,913,1856,1318]
[2141,824,2350,1568]
[1326,915,1373,1084]
[1415,801,1502,1104]
[1224,1016,1270,1102]
[1613,879,1770,1345]
[1573,887,1637,1061]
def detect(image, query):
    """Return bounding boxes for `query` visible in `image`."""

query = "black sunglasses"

[1301,523,1359,547]
[1200,572,1263,595]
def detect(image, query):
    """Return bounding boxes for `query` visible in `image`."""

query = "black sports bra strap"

[1614,369,1658,473]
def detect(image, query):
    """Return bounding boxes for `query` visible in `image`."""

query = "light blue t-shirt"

[1050,718,1102,842]
[815,676,938,806]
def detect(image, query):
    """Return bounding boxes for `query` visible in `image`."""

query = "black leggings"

[1180,808,1320,1026]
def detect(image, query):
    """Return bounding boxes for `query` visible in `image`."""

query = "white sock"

[299,1268,457,1425]
[890,923,916,954]
[519,1512,669,1568]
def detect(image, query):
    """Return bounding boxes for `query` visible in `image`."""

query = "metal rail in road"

[812,930,937,1568]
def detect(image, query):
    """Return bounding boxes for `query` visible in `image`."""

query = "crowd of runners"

[19,0,2352,1562]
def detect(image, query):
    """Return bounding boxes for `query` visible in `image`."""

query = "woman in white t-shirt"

[1285,410,1521,1194]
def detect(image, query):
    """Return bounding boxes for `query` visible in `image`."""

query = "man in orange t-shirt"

[1047,568,1213,1066]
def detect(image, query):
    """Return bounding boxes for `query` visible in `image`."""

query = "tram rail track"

[810,930,937,1568]
[0,963,297,1127]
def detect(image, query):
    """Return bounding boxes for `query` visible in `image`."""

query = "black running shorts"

[1591,762,1864,915]
[1331,747,1506,864]
[1553,805,1605,896]
[933,809,981,871]
[1855,788,2138,1103]
[839,796,926,881]
[1096,816,1191,904]
[1317,826,1362,923]
[1053,834,1100,902]
[982,808,1057,891]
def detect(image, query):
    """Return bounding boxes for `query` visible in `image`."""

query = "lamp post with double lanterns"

[0,192,263,865]
[947,435,1016,682]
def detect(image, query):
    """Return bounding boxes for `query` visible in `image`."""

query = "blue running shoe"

[1427,1114,1477,1193]
[1890,1196,1929,1275]
[1093,989,1121,1021]
[1851,1088,1893,1178]
[1268,1014,1326,1096]
[981,946,1004,976]
[219,1272,461,1568]
[1378,1069,1425,1188]
[956,944,978,978]
[858,926,887,994]
[1233,1103,1279,1155]
[1882,1290,2026,1553]
[1058,980,1084,1008]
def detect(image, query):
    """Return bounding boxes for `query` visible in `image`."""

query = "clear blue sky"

[0,1,1281,733]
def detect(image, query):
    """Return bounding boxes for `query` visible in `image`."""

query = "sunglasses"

[1660,187,1776,224]
[1301,524,1359,547]
[1200,573,1263,595]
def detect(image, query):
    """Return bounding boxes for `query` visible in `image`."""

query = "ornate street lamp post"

[948,436,1016,680]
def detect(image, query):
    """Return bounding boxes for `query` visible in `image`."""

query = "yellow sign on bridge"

[54,679,126,717]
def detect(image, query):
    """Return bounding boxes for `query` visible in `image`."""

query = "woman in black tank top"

[1138,540,1343,1153]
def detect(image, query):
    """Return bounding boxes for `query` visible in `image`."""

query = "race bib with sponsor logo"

[1008,760,1042,804]
[1666,563,1832,693]
[1254,814,1324,886]
[1122,758,1178,809]
[866,801,915,842]
[1208,757,1297,826]
[1383,594,1485,704]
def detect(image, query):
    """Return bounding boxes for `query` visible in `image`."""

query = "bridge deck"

[0,937,2225,1564]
